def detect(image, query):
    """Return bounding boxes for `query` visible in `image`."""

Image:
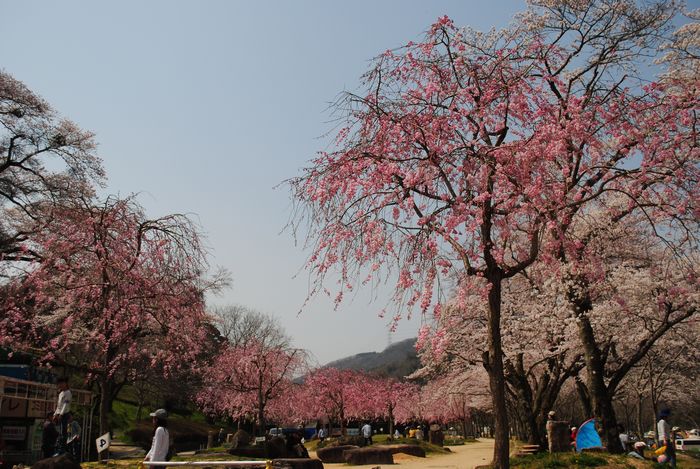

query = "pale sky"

[3,0,555,363]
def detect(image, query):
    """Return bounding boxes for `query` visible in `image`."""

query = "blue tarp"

[575,418,603,452]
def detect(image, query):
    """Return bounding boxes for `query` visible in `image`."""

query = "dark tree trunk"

[636,393,644,438]
[98,378,113,461]
[483,271,510,468]
[257,398,266,437]
[388,405,394,437]
[574,304,623,453]
[575,377,592,418]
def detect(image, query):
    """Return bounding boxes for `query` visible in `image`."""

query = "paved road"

[310,438,495,469]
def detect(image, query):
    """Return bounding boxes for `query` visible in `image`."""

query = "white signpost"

[96,432,111,454]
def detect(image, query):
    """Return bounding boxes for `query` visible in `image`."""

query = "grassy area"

[508,451,700,469]
[511,452,628,468]
[107,390,230,450]
[81,452,264,468]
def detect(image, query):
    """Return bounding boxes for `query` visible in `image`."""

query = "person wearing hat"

[144,409,170,465]
[628,441,646,460]
[657,409,676,468]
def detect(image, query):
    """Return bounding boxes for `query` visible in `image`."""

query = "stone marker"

[230,429,252,449]
[429,427,444,446]
[546,420,570,453]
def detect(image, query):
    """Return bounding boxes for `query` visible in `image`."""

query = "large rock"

[266,436,289,459]
[272,458,324,469]
[228,446,267,458]
[230,429,252,449]
[343,447,394,465]
[384,444,426,457]
[316,445,359,463]
[228,435,312,459]
[31,454,81,469]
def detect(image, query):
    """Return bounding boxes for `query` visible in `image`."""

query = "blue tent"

[575,418,603,453]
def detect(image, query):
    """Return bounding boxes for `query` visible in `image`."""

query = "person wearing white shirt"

[144,409,170,465]
[361,423,372,446]
[657,409,676,468]
[53,377,72,451]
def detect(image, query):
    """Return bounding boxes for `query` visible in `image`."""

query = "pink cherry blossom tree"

[196,306,307,435]
[196,341,306,435]
[1,195,226,435]
[290,2,695,464]
[358,376,419,437]
[299,368,377,435]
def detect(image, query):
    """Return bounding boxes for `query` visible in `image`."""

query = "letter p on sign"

[96,432,111,453]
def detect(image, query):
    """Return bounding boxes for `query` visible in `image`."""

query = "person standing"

[657,409,676,468]
[144,409,170,466]
[317,426,326,442]
[361,422,372,446]
[65,412,82,461]
[53,377,72,453]
[41,412,59,459]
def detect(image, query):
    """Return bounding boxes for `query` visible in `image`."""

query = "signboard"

[1,425,27,441]
[0,397,27,418]
[96,432,111,453]
[28,400,52,418]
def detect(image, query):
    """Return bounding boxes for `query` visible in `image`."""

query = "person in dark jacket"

[42,412,59,458]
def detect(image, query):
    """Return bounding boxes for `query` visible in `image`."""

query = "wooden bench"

[514,444,541,457]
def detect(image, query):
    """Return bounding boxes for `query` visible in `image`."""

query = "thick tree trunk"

[576,312,623,453]
[636,393,644,438]
[99,378,113,461]
[524,407,543,447]
[483,272,510,469]
[257,402,265,437]
[340,409,346,436]
[388,405,394,437]
[575,377,592,418]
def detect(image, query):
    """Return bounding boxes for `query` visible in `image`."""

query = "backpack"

[165,429,174,461]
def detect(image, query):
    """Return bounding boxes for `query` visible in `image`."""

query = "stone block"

[316,445,359,463]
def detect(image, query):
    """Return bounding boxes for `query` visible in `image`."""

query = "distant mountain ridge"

[324,337,419,379]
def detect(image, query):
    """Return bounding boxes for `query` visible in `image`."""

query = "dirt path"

[310,439,495,469]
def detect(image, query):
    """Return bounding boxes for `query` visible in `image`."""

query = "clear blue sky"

[3,0,545,363]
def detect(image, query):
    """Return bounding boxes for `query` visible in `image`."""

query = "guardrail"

[140,461,271,467]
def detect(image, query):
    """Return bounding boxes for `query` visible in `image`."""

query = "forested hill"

[324,338,419,379]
